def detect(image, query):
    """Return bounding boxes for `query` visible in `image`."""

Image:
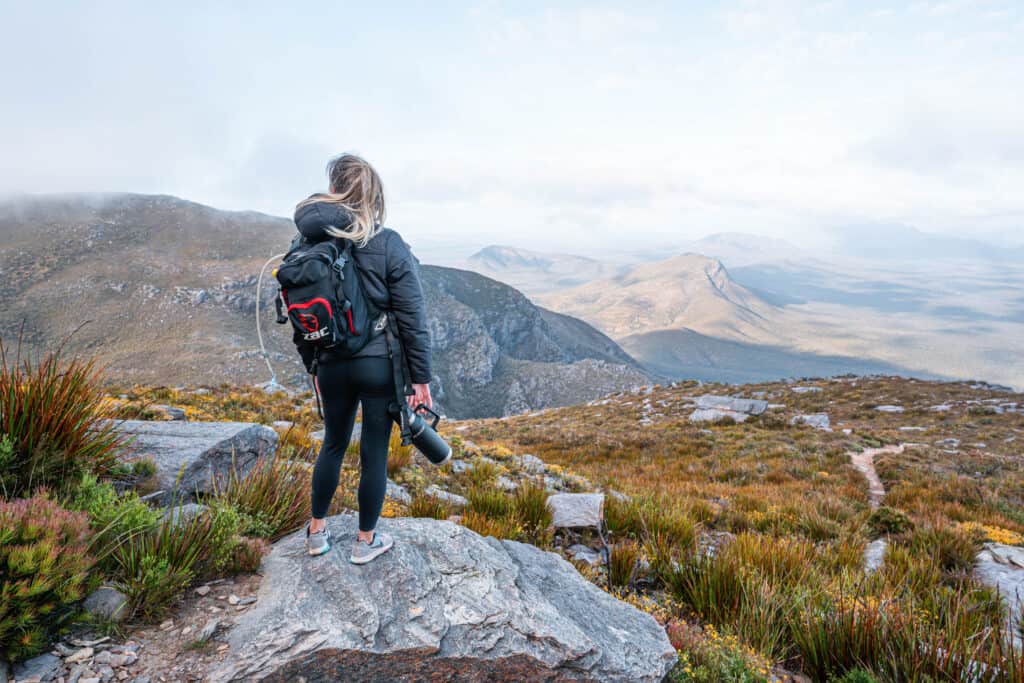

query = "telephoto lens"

[405,404,451,465]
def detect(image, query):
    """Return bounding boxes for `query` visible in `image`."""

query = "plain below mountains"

[0,194,649,418]
[531,248,1024,389]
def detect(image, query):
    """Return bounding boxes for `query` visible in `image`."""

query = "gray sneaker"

[349,531,394,565]
[306,523,331,556]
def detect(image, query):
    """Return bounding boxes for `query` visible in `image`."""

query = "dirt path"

[849,444,904,509]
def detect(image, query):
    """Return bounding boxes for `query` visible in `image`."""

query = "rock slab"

[694,395,768,416]
[113,420,277,502]
[976,542,1024,647]
[548,493,605,529]
[210,515,675,682]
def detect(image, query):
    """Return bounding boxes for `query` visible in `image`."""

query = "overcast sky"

[1,1,1022,256]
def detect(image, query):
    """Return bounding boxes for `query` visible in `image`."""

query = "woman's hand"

[407,383,432,412]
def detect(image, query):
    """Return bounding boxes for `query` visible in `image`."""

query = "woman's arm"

[385,233,433,397]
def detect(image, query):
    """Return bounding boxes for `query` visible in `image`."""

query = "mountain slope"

[0,194,649,418]
[537,254,777,340]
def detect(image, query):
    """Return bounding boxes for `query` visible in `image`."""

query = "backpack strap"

[382,313,415,445]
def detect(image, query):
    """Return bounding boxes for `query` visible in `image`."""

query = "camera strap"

[381,312,414,445]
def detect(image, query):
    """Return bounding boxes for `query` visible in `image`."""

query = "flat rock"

[694,395,768,415]
[790,386,822,394]
[210,515,676,683]
[548,493,605,529]
[689,408,749,423]
[112,420,277,503]
[449,459,473,473]
[82,586,129,622]
[425,485,468,507]
[863,539,887,574]
[874,405,904,413]
[790,414,831,431]
[12,653,61,682]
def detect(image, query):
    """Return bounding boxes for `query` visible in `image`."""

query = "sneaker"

[349,531,394,565]
[306,522,331,556]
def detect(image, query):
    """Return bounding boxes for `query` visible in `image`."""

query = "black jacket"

[291,201,432,385]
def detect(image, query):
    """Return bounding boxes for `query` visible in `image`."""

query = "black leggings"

[310,356,395,532]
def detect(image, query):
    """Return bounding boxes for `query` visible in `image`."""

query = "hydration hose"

[256,253,288,391]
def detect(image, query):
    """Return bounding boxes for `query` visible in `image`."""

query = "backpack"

[273,235,383,357]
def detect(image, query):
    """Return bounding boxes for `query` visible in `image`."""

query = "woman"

[294,153,432,563]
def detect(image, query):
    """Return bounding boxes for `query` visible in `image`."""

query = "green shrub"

[65,473,160,566]
[226,536,270,574]
[867,506,913,536]
[609,540,640,588]
[667,620,770,682]
[467,486,512,519]
[0,343,125,499]
[409,495,451,520]
[512,479,552,534]
[829,670,879,683]
[0,495,95,661]
[214,458,311,541]
[113,508,223,619]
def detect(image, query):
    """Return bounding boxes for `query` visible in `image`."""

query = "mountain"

[0,194,650,418]
[536,254,777,340]
[464,245,623,295]
[831,223,1024,263]
[681,232,803,267]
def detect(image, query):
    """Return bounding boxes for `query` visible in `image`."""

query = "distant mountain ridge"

[465,245,624,295]
[0,193,650,418]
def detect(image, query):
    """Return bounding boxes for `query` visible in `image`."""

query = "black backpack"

[274,235,382,357]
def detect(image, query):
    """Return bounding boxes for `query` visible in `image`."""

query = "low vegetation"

[5,342,1024,681]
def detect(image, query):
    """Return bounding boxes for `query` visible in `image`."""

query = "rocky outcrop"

[210,515,676,683]
[113,420,277,503]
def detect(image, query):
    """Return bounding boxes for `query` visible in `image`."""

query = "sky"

[1,1,1022,258]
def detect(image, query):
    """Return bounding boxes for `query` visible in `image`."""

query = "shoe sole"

[308,544,331,557]
[349,538,394,565]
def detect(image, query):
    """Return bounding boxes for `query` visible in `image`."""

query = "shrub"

[65,473,160,566]
[462,459,499,488]
[387,429,413,477]
[0,495,94,661]
[667,621,770,683]
[113,508,228,619]
[467,486,512,519]
[409,495,451,520]
[0,343,125,498]
[829,669,879,683]
[867,506,913,536]
[225,536,270,574]
[512,479,552,534]
[460,510,521,539]
[609,540,640,588]
[214,457,311,541]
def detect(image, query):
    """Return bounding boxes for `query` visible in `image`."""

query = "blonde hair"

[297,153,386,247]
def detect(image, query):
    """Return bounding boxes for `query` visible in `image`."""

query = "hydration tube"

[256,253,287,390]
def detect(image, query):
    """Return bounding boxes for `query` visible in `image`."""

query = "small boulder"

[496,476,518,491]
[547,493,605,529]
[12,653,61,682]
[112,420,277,503]
[152,404,187,421]
[514,454,547,474]
[567,544,603,566]
[790,414,831,431]
[163,503,207,528]
[425,485,468,507]
[82,586,129,622]
[689,408,748,423]
[450,460,474,474]
[694,395,768,415]
[875,405,904,413]
[386,479,412,505]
